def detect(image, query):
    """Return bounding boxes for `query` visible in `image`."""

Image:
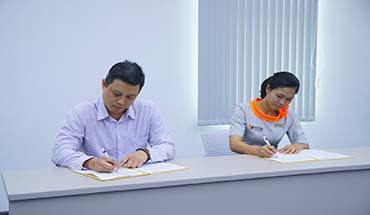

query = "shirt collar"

[126,103,136,120]
[249,97,289,122]
[96,96,137,121]
[96,96,110,121]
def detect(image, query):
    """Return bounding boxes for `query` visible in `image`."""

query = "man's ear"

[102,79,106,89]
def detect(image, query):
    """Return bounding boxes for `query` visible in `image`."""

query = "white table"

[3,147,370,215]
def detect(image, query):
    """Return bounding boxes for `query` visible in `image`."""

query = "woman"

[229,72,309,157]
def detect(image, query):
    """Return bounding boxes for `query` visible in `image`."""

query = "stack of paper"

[71,162,187,181]
[267,149,351,163]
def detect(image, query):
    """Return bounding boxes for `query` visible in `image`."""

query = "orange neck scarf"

[249,98,288,122]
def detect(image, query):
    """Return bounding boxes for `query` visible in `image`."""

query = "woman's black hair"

[259,71,300,98]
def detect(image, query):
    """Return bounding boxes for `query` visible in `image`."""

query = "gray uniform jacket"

[229,101,308,147]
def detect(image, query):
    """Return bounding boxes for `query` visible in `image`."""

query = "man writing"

[52,60,175,172]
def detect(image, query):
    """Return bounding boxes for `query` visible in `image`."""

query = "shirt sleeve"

[146,104,176,163]
[229,103,247,137]
[286,111,309,144]
[52,109,93,170]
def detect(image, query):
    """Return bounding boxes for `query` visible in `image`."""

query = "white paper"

[136,163,186,174]
[267,149,351,163]
[299,149,351,160]
[73,168,144,181]
[71,162,187,181]
[268,152,315,163]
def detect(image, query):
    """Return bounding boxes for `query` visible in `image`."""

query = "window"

[198,0,318,125]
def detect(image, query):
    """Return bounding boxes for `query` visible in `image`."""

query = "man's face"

[102,79,141,120]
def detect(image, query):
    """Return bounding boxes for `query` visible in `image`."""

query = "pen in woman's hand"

[263,136,271,146]
[263,136,277,158]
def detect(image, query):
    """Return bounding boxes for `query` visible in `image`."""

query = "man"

[52,60,175,172]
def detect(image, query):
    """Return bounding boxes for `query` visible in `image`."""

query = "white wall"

[0,0,200,211]
[1,0,370,212]
[302,0,370,149]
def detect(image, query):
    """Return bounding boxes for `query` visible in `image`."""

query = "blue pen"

[100,147,118,172]
[101,147,110,157]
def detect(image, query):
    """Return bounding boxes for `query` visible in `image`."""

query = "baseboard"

[0,211,8,215]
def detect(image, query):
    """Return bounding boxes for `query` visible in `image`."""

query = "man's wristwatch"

[136,148,151,163]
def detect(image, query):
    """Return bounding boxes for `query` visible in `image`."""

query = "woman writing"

[229,72,309,157]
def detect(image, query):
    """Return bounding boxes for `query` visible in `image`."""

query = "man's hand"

[83,157,119,173]
[120,150,148,168]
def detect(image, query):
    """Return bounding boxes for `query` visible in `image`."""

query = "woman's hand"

[279,143,309,154]
[256,145,277,158]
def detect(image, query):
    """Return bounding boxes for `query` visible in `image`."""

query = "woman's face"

[265,85,297,111]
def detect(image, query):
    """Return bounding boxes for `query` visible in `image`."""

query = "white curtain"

[198,0,318,125]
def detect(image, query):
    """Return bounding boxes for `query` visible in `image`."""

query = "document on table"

[267,149,351,163]
[136,162,187,174]
[71,162,187,181]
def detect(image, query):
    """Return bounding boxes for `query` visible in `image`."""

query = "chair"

[201,131,236,156]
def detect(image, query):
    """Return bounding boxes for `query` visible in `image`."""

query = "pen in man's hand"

[100,147,118,172]
[101,147,110,157]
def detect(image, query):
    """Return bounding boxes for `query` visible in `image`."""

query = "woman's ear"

[266,84,271,94]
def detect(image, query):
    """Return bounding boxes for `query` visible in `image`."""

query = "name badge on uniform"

[247,124,263,132]
[275,123,285,128]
